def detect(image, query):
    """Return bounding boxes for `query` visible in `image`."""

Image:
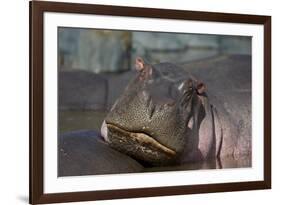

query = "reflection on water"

[59,110,107,133]
[59,111,251,171]
[145,155,251,172]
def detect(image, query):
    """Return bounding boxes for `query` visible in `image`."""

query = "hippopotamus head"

[101,57,206,165]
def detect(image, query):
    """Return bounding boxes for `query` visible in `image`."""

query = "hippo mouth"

[105,123,177,165]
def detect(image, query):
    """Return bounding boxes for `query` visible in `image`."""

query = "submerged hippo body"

[58,130,143,176]
[101,57,249,166]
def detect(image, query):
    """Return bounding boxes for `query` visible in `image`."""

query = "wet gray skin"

[102,58,208,165]
[58,130,143,176]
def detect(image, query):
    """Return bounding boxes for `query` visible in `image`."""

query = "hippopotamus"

[101,56,251,167]
[100,57,215,165]
[59,55,251,176]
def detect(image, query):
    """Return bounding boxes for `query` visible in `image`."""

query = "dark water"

[59,110,107,133]
[59,111,251,172]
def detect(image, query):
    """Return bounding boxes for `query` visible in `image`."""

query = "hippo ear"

[196,81,206,95]
[135,57,146,71]
[135,57,153,80]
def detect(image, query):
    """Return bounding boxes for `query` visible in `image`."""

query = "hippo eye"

[186,85,194,94]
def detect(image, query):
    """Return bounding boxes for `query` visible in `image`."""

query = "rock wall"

[58,28,251,73]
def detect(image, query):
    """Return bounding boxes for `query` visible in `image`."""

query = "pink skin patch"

[135,57,145,71]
